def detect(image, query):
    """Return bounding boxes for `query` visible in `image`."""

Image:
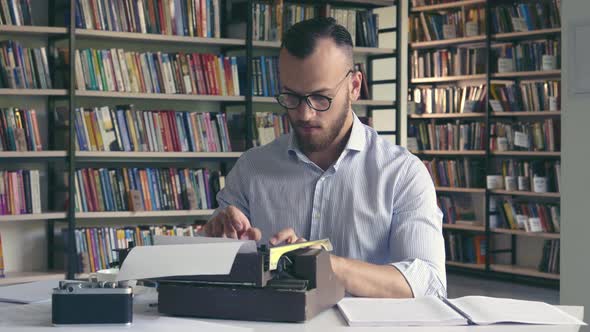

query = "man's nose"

[294,99,316,121]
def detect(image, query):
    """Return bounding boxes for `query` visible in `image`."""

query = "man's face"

[278,39,353,153]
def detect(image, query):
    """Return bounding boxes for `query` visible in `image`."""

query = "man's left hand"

[269,227,306,246]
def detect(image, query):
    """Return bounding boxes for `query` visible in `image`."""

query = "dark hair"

[281,17,353,63]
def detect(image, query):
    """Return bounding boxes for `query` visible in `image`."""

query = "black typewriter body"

[157,246,345,322]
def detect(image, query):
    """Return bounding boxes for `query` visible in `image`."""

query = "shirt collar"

[286,112,367,158]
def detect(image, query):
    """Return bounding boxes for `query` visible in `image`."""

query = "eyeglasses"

[275,70,353,112]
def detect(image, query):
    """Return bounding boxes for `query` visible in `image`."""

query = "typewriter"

[157,239,345,322]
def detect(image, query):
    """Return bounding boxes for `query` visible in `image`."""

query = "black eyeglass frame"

[274,69,354,112]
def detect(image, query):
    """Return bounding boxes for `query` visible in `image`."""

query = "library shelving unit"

[407,0,561,286]
[0,0,402,281]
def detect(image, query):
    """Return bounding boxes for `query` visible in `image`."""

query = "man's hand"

[202,206,261,240]
[269,227,306,246]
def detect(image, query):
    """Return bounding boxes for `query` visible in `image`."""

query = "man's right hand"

[202,206,262,241]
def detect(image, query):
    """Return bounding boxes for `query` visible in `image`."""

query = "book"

[337,296,585,327]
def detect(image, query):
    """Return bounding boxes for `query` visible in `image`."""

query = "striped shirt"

[216,114,446,297]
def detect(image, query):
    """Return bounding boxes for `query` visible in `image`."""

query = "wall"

[561,0,590,328]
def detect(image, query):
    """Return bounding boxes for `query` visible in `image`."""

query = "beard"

[288,91,351,153]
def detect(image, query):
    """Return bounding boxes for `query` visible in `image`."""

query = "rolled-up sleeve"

[389,155,447,298]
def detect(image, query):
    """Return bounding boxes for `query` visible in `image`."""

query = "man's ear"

[350,70,362,101]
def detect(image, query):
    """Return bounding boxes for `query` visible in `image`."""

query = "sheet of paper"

[337,296,467,327]
[116,238,256,281]
[0,280,59,304]
[450,296,587,326]
[153,235,258,253]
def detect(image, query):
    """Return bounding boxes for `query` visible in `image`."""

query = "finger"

[211,212,225,237]
[223,215,238,239]
[295,237,307,243]
[241,227,262,241]
[226,206,251,232]
[270,228,298,245]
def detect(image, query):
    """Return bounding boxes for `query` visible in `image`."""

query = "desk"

[0,289,584,332]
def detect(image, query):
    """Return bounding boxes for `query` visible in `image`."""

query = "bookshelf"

[407,0,562,285]
[0,1,402,279]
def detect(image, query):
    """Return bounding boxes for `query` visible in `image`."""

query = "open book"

[337,296,586,327]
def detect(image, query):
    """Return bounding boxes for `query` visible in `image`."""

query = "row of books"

[73,167,224,212]
[254,112,290,147]
[423,158,484,188]
[0,0,33,26]
[0,108,42,152]
[409,85,486,114]
[0,41,52,89]
[410,8,485,42]
[68,106,233,153]
[72,225,201,273]
[489,120,560,152]
[539,239,559,274]
[492,40,561,73]
[490,80,560,113]
[408,121,486,151]
[444,232,486,265]
[439,195,476,224]
[252,56,279,97]
[69,48,241,96]
[75,0,221,38]
[0,169,41,215]
[493,159,560,193]
[490,1,561,34]
[491,198,560,233]
[230,1,379,47]
[411,0,467,6]
[411,47,486,79]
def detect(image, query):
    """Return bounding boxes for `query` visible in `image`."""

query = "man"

[203,17,446,298]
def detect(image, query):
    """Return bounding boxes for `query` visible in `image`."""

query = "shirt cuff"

[392,259,447,298]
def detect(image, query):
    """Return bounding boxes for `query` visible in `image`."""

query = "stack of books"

[254,112,290,147]
[423,158,484,188]
[408,121,486,151]
[72,224,202,273]
[67,48,241,96]
[0,108,42,151]
[64,106,232,152]
[411,46,487,78]
[0,1,34,25]
[490,80,560,112]
[539,239,560,274]
[491,198,560,233]
[410,85,487,114]
[75,0,222,38]
[438,195,477,224]
[445,232,487,265]
[490,1,561,34]
[492,39,561,72]
[410,8,485,42]
[74,167,224,212]
[492,159,560,192]
[0,41,52,89]
[251,56,279,97]
[0,170,42,215]
[489,120,560,152]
